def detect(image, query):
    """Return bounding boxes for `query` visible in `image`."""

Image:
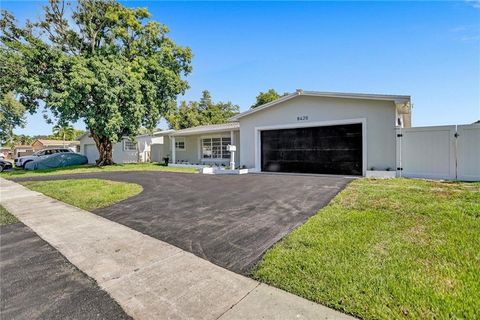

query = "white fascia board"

[171,127,240,137]
[302,91,410,103]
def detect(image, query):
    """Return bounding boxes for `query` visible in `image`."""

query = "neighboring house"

[32,139,80,152]
[137,130,174,163]
[0,147,12,159]
[13,145,34,159]
[78,132,171,164]
[79,90,412,176]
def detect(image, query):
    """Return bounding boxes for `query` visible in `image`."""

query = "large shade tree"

[0,92,26,146]
[0,0,192,165]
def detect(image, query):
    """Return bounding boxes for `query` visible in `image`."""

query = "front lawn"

[0,205,19,225]
[1,163,198,179]
[20,179,143,211]
[254,178,480,319]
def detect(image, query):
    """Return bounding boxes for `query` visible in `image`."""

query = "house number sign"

[297,115,309,121]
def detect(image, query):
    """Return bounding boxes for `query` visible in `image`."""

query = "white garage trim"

[253,118,368,175]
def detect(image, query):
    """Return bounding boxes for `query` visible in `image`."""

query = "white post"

[230,130,235,170]
[171,136,176,164]
[230,150,235,170]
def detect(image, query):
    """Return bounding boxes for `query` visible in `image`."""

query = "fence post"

[396,127,402,178]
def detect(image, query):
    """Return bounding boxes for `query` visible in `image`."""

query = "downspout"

[171,135,176,164]
[398,126,402,178]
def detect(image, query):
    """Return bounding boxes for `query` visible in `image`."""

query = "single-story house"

[32,139,80,152]
[13,145,34,159]
[79,90,411,176]
[79,134,138,164]
[0,147,13,159]
[78,131,173,164]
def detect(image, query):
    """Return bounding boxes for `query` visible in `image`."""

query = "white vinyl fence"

[457,125,480,181]
[397,124,480,181]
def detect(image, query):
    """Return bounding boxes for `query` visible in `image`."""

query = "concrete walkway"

[0,177,354,320]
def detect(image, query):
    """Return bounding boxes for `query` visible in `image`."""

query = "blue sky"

[3,1,479,135]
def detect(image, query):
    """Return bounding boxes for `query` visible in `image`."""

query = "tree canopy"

[251,89,288,109]
[0,0,192,165]
[166,90,239,130]
[0,92,26,146]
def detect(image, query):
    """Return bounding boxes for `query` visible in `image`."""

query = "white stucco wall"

[238,96,398,173]
[79,135,138,164]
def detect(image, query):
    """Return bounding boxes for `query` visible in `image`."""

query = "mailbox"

[226,145,236,152]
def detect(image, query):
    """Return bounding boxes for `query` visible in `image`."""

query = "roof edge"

[231,90,411,121]
[171,122,240,136]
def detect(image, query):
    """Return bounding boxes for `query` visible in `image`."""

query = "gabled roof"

[171,122,240,136]
[77,129,173,141]
[34,139,79,146]
[230,90,411,121]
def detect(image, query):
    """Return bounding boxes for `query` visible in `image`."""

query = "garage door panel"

[261,124,362,175]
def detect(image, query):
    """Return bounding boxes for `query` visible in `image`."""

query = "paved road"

[0,222,131,320]
[14,171,352,274]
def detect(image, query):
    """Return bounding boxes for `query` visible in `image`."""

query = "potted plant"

[162,155,170,166]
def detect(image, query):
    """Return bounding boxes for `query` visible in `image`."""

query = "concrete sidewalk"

[0,177,354,320]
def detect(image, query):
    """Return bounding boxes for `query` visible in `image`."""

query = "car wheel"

[0,165,4,172]
[22,160,32,169]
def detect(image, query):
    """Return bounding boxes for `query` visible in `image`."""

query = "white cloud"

[466,0,480,9]
[460,35,480,41]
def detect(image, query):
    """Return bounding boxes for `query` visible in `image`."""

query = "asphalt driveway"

[14,171,352,274]
[0,223,131,320]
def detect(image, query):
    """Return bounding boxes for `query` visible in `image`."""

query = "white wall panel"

[457,124,480,181]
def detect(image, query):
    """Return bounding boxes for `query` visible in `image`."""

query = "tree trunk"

[91,133,115,166]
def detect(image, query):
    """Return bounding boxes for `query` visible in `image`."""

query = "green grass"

[254,178,480,320]
[0,205,19,225]
[1,162,198,179]
[20,179,143,211]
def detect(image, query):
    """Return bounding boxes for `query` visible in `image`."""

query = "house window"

[124,140,137,151]
[201,137,231,160]
[175,137,185,150]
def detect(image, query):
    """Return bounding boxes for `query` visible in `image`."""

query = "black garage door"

[261,123,363,175]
